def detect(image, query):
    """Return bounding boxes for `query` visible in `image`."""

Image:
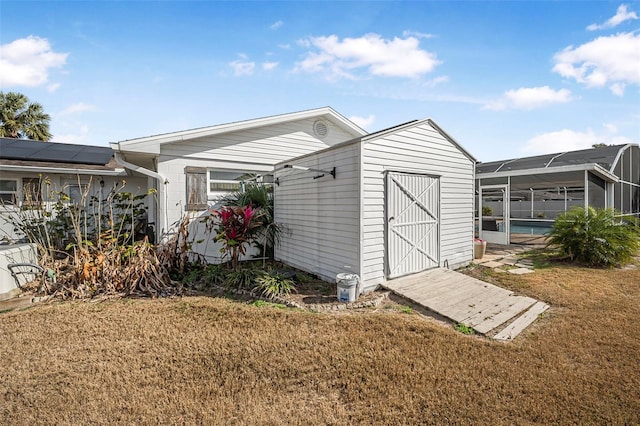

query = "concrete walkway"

[383,267,548,341]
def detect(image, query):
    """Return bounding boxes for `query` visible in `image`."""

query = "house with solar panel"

[476,143,640,245]
[0,137,148,242]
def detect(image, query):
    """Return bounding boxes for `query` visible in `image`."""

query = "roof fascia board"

[0,164,126,176]
[477,163,618,182]
[113,107,366,153]
[426,119,477,163]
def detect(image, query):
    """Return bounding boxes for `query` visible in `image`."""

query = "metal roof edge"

[477,163,619,182]
[609,143,638,173]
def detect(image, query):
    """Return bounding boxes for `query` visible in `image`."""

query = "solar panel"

[0,138,113,165]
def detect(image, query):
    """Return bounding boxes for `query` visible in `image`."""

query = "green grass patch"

[251,300,288,309]
[454,322,475,335]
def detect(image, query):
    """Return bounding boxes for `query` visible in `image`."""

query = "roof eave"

[113,107,366,152]
[0,164,126,176]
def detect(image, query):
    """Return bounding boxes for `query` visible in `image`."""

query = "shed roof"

[477,144,631,175]
[277,117,476,166]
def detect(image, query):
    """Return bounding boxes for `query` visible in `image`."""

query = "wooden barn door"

[386,172,440,279]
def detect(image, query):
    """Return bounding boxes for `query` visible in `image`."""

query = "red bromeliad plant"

[210,205,263,270]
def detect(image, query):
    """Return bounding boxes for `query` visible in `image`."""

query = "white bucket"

[336,273,359,303]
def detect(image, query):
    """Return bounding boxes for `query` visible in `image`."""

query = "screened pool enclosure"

[476,144,639,245]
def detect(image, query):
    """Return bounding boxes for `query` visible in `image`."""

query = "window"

[208,170,273,196]
[185,167,274,210]
[67,183,90,205]
[0,179,18,205]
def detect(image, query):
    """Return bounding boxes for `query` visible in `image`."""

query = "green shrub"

[204,264,226,286]
[253,271,296,298]
[223,267,261,289]
[547,207,640,267]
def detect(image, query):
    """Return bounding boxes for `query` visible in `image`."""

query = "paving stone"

[501,256,519,265]
[475,255,504,264]
[507,268,535,275]
[515,263,533,269]
[479,261,504,268]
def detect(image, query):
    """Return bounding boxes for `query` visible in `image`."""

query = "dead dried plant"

[3,175,181,299]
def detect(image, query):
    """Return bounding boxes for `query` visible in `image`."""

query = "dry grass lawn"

[1,263,639,424]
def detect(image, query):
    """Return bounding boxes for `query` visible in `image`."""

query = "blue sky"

[1,1,639,161]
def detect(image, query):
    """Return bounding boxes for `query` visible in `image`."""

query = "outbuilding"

[476,143,640,245]
[274,118,476,292]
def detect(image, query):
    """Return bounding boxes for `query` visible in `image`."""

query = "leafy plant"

[294,270,314,284]
[203,264,226,286]
[482,206,493,216]
[253,270,296,298]
[398,306,413,314]
[221,183,282,263]
[207,205,264,270]
[224,267,261,289]
[454,322,475,335]
[546,207,640,267]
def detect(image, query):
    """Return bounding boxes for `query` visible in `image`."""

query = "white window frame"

[207,169,274,200]
[0,178,18,207]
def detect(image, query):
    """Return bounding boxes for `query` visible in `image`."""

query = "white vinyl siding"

[361,123,474,287]
[161,119,355,165]
[274,119,475,293]
[275,142,360,283]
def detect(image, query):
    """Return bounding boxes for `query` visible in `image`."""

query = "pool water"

[510,224,551,235]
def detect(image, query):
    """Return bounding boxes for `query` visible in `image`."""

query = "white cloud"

[423,75,449,87]
[296,33,441,79]
[522,128,634,155]
[270,20,283,30]
[57,102,97,116]
[52,124,90,144]
[0,35,68,87]
[402,30,435,39]
[262,61,278,71]
[553,32,640,95]
[484,86,572,110]
[229,54,255,76]
[587,4,638,31]
[610,82,626,96]
[47,82,61,93]
[349,114,376,129]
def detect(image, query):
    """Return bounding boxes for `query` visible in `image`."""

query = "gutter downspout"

[113,152,168,242]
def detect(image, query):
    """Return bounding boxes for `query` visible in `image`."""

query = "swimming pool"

[510,221,552,235]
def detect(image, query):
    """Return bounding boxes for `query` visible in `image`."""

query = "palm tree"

[0,92,52,141]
